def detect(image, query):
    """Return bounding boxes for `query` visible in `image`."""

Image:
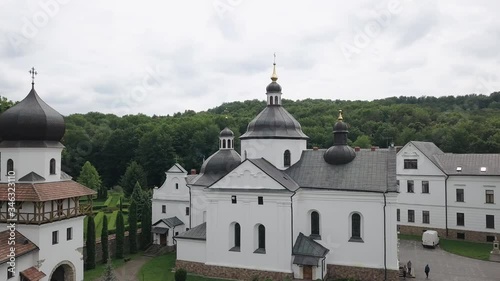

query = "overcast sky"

[1,0,499,116]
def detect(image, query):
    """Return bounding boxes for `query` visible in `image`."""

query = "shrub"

[174,268,187,281]
[251,276,259,281]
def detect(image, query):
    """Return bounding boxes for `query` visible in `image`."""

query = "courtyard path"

[113,256,151,281]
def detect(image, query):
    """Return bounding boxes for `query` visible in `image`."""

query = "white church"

[0,75,95,281]
[153,64,400,281]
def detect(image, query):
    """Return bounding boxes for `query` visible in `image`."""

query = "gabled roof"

[20,266,46,281]
[285,148,398,193]
[292,232,329,266]
[0,230,38,264]
[18,172,45,182]
[167,163,187,174]
[409,141,444,169]
[247,158,299,191]
[0,180,96,201]
[434,154,500,176]
[175,222,206,241]
[153,216,184,228]
[60,171,72,180]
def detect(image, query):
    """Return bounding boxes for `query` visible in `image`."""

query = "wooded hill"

[1,92,500,189]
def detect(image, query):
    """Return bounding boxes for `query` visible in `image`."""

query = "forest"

[1,92,500,189]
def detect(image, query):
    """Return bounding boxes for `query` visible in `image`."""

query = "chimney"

[355,146,360,152]
[313,146,319,151]
[371,146,376,151]
[190,169,196,175]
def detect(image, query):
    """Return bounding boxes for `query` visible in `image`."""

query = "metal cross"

[29,67,37,86]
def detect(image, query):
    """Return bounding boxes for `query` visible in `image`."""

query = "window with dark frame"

[284,150,291,167]
[407,180,414,193]
[456,189,464,202]
[311,211,320,238]
[67,227,73,240]
[231,195,237,204]
[175,183,179,189]
[408,210,415,223]
[255,224,266,253]
[50,158,56,175]
[7,159,14,173]
[52,230,58,245]
[422,181,429,193]
[422,211,430,224]
[403,159,418,169]
[486,190,494,204]
[457,212,465,226]
[258,196,263,205]
[234,223,241,249]
[397,209,400,222]
[185,207,190,216]
[350,213,362,241]
[486,215,495,229]
[162,205,166,213]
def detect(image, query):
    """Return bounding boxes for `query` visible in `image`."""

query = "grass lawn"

[138,253,234,281]
[84,252,142,281]
[398,233,492,261]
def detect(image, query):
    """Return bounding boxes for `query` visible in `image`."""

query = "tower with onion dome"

[240,62,308,169]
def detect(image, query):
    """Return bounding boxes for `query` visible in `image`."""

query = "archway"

[49,261,76,281]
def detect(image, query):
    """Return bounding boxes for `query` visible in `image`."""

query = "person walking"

[407,260,412,276]
[403,265,407,279]
[425,264,430,279]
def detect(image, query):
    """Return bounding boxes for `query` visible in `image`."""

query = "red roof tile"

[0,180,96,202]
[0,230,38,264]
[20,266,46,281]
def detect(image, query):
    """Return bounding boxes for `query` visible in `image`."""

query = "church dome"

[200,149,241,175]
[0,87,65,141]
[240,106,308,139]
[266,81,282,93]
[220,127,234,137]
[324,110,356,165]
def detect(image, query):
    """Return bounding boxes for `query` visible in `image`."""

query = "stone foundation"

[176,260,293,281]
[326,264,399,281]
[398,225,497,243]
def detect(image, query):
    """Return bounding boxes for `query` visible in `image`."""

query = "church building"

[0,72,95,281]
[156,63,400,281]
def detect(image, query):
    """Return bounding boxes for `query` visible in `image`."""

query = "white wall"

[294,189,399,271]
[190,186,208,228]
[176,239,206,263]
[241,138,306,170]
[152,171,190,227]
[0,147,63,183]
[0,251,38,281]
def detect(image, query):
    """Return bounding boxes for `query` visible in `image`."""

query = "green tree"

[101,214,109,264]
[128,199,138,254]
[102,258,117,281]
[78,161,102,191]
[140,198,152,250]
[352,135,372,148]
[120,161,148,197]
[115,207,125,259]
[131,182,147,219]
[86,215,96,269]
[175,269,187,281]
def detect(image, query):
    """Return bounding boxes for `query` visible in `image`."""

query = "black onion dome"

[240,106,309,139]
[220,127,234,137]
[200,149,241,175]
[266,81,282,93]
[333,120,348,132]
[0,88,65,141]
[323,145,356,165]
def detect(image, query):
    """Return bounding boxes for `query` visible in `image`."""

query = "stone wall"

[398,225,497,243]
[326,264,399,281]
[83,229,142,264]
[176,260,293,281]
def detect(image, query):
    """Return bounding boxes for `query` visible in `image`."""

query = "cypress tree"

[101,214,109,263]
[115,199,125,258]
[86,215,96,269]
[102,258,117,281]
[128,199,138,254]
[140,199,152,250]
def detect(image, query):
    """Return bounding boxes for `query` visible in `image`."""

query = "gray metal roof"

[186,175,198,184]
[192,149,241,187]
[240,106,308,140]
[152,227,168,234]
[434,154,500,176]
[18,172,45,182]
[175,222,206,241]
[60,171,72,180]
[410,141,444,168]
[293,255,322,266]
[247,158,299,191]
[153,216,184,228]
[167,163,187,174]
[0,87,65,141]
[292,232,329,260]
[285,148,398,193]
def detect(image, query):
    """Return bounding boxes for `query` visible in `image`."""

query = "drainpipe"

[188,185,192,229]
[321,256,326,280]
[444,175,449,237]
[383,191,387,281]
[290,191,296,252]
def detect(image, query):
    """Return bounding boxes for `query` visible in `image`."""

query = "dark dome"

[200,149,241,175]
[240,106,308,139]
[0,88,65,141]
[333,120,348,132]
[266,81,282,93]
[323,145,356,165]
[220,127,234,137]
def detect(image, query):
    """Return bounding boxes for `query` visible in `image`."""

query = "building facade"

[397,141,500,242]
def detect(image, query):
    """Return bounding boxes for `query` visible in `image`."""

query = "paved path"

[113,256,151,281]
[399,240,500,281]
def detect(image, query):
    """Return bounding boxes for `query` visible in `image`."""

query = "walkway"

[113,256,151,281]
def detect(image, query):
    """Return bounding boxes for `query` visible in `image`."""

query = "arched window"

[50,158,56,175]
[244,150,248,160]
[350,213,363,242]
[254,224,266,253]
[275,96,278,105]
[284,150,291,167]
[311,211,320,239]
[234,223,241,248]
[270,97,274,105]
[223,139,226,149]
[228,139,231,149]
[7,159,14,173]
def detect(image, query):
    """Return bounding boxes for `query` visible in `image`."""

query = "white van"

[422,230,440,248]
